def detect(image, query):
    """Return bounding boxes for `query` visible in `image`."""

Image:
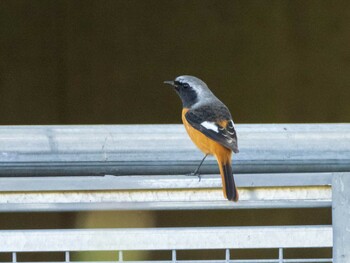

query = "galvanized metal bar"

[119,251,123,262]
[1,124,350,176]
[12,252,16,263]
[225,248,230,262]
[0,172,333,211]
[0,184,331,212]
[172,249,176,263]
[279,248,283,263]
[41,262,157,263]
[0,258,334,263]
[332,173,350,263]
[153,260,331,263]
[18,262,126,263]
[0,173,333,192]
[0,200,331,213]
[0,226,332,252]
[65,251,70,263]
[4,259,332,263]
[283,260,332,263]
[0,173,332,192]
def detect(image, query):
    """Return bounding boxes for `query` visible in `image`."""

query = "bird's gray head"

[164,75,214,108]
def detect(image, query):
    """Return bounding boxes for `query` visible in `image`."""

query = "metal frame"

[0,173,332,212]
[332,173,350,262]
[0,124,349,262]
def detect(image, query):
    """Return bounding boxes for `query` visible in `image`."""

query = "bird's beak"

[163,80,175,86]
[164,80,180,92]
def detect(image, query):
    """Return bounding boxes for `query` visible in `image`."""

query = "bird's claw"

[186,172,201,182]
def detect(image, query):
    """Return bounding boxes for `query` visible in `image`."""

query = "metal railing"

[0,173,332,211]
[2,226,332,262]
[0,124,349,262]
[1,124,350,176]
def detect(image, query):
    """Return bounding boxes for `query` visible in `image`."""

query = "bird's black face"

[165,80,198,108]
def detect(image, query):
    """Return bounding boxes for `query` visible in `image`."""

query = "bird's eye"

[183,83,190,89]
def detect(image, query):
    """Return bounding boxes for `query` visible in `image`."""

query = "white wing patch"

[201,121,219,133]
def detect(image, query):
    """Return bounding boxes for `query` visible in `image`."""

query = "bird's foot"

[186,171,201,182]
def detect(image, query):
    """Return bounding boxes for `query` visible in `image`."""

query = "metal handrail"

[1,124,350,176]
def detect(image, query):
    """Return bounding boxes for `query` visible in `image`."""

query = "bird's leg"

[187,154,208,182]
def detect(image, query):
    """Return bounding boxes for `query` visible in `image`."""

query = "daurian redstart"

[165,75,239,202]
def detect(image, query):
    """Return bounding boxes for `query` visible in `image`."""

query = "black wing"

[185,107,239,153]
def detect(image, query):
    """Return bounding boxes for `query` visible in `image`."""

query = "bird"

[164,75,239,202]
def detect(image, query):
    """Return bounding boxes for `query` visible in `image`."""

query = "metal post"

[225,249,230,263]
[332,173,350,262]
[118,251,123,262]
[278,248,283,263]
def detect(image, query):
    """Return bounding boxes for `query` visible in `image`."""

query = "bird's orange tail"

[217,158,239,202]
